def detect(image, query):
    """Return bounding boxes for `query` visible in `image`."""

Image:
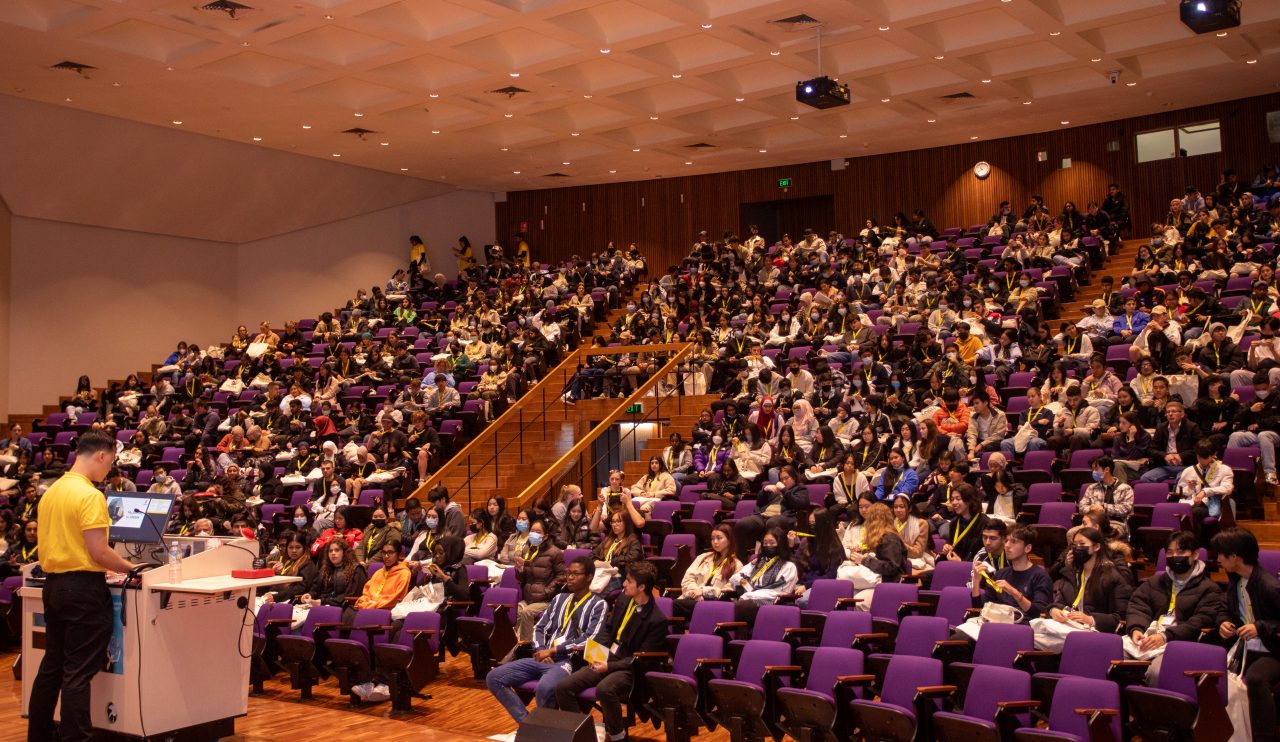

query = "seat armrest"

[915,684,958,699]
[264,618,294,626]
[996,700,1041,711]
[405,629,438,636]
[782,627,817,636]
[663,587,684,595]
[312,622,345,629]
[697,658,733,666]
[836,674,876,686]
[714,621,748,630]
[633,651,671,659]
[485,602,516,609]
[764,665,803,674]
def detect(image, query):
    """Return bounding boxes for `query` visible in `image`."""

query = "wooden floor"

[0,650,731,742]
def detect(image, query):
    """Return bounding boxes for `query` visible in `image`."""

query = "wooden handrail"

[408,347,584,501]
[511,342,694,509]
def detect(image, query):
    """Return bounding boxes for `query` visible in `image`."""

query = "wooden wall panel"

[497,92,1280,272]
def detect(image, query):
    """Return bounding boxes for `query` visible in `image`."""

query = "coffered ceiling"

[2,0,1278,192]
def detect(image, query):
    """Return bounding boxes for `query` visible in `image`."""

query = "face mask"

[838,307,848,316]
[516,520,529,533]
[1165,556,1192,575]
[425,518,439,529]
[1019,280,1031,288]
[293,517,307,528]
[1258,390,1270,399]
[627,305,636,313]
[1071,547,1092,566]
[1092,470,1104,483]
[891,380,901,389]
[527,532,544,547]
[759,545,777,558]
[781,314,790,322]
[733,330,742,338]
[712,435,722,446]
[963,298,972,307]
[810,313,820,321]
[989,282,998,291]
[371,518,387,527]
[947,352,957,362]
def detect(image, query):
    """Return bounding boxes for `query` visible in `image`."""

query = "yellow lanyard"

[1073,573,1088,609]
[1253,298,1269,314]
[1238,582,1255,625]
[1166,586,1178,616]
[1124,315,1133,331]
[751,557,777,580]
[560,593,591,632]
[951,514,978,547]
[1067,337,1079,355]
[604,539,621,562]
[895,519,907,533]
[615,600,639,641]
[705,557,729,586]
[21,544,36,562]
[841,474,856,498]
[704,447,720,472]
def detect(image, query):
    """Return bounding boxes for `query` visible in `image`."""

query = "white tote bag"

[1029,616,1092,652]
[836,562,882,591]
[1226,642,1252,742]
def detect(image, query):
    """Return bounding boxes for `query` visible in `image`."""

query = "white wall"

[3,191,495,420]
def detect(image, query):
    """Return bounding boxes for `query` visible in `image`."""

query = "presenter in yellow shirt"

[29,430,136,742]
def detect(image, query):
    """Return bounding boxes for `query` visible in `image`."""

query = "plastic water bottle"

[168,544,183,583]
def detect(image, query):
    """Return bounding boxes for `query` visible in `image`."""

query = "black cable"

[134,580,147,739]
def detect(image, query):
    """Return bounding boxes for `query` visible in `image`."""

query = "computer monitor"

[105,492,176,544]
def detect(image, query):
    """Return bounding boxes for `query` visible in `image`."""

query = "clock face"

[974,161,992,179]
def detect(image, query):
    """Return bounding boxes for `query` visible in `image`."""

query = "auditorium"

[3,1,1280,740]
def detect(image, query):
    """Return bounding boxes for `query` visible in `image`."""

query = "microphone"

[132,508,166,547]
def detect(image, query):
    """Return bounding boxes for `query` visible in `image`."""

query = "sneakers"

[366,684,391,703]
[351,682,375,701]
[1266,472,1278,486]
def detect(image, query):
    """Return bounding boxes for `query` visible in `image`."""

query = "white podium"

[19,537,299,739]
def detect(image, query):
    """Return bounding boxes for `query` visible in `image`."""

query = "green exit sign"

[626,403,643,414]
[778,178,792,188]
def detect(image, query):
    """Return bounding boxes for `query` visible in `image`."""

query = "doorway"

[739,195,836,246]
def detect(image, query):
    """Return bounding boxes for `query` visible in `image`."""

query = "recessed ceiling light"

[400,167,408,171]
[839,134,848,138]
[649,115,659,120]
[934,55,944,60]
[111,82,120,87]
[1246,59,1258,64]
[1126,81,1137,87]
[881,98,891,102]
[672,73,682,78]
[431,130,440,134]
[927,119,936,123]
[570,132,580,137]
[1091,57,1102,62]
[380,141,390,146]
[429,93,439,98]
[758,149,767,153]
[632,148,641,152]
[562,161,571,165]
[166,67,174,71]
[1023,101,1032,105]
[253,136,262,141]
[504,113,513,118]
[1049,31,1061,36]
[583,94,593,99]
[790,115,799,120]
[735,97,745,102]
[1216,31,1228,37]
[510,72,520,77]
[770,50,781,56]
[302,124,311,129]
[981,79,992,83]
[332,153,341,157]
[64,97,71,101]
[970,136,979,140]
[171,120,182,125]
[501,147,509,151]
[609,170,617,173]
[879,25,890,31]
[513,170,521,174]
[354,112,364,117]
[600,49,611,54]
[240,41,250,47]
[323,14,334,20]
[701,23,713,29]
[1060,120,1070,125]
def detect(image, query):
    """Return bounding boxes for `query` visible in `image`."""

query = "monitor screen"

[105,493,176,544]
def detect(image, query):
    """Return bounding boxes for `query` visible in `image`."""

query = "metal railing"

[512,342,695,510]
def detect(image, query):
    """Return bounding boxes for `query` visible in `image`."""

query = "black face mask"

[759,546,778,558]
[1165,556,1192,575]
[1071,547,1092,567]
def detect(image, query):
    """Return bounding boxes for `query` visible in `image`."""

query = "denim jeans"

[485,657,570,724]
[1139,464,1187,483]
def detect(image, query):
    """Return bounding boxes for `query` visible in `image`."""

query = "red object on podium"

[231,568,275,579]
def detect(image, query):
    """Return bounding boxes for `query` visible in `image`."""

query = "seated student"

[427,486,468,540]
[1125,532,1227,660]
[353,539,412,614]
[1079,455,1134,539]
[891,493,935,571]
[673,524,742,620]
[839,502,907,599]
[299,539,368,608]
[1212,527,1280,740]
[555,561,668,742]
[728,526,800,616]
[828,452,870,521]
[591,507,644,594]
[703,458,750,510]
[513,518,566,642]
[972,519,1009,580]
[462,507,499,565]
[266,533,317,604]
[940,484,988,563]
[1042,527,1133,636]
[628,456,677,513]
[732,465,811,560]
[1227,370,1280,487]
[971,524,1053,624]
[486,557,609,726]
[875,448,919,501]
[1173,441,1233,538]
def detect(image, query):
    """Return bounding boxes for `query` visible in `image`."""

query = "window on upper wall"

[1136,120,1222,163]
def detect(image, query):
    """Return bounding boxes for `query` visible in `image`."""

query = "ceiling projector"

[796,76,850,109]
[1179,0,1241,34]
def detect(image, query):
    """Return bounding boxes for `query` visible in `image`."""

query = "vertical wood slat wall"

[497,92,1280,273]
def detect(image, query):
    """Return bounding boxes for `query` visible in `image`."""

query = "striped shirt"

[532,590,609,660]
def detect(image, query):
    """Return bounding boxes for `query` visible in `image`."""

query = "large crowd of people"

[3,166,1280,740]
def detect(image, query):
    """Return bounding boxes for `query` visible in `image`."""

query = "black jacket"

[755,482,811,520]
[1224,567,1280,656]
[1051,561,1133,634]
[594,596,669,672]
[1126,564,1227,642]
[1148,420,1202,465]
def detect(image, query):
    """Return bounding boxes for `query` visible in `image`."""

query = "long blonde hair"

[862,502,897,551]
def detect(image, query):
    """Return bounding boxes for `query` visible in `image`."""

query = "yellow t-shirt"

[37,471,111,573]
[953,334,984,366]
